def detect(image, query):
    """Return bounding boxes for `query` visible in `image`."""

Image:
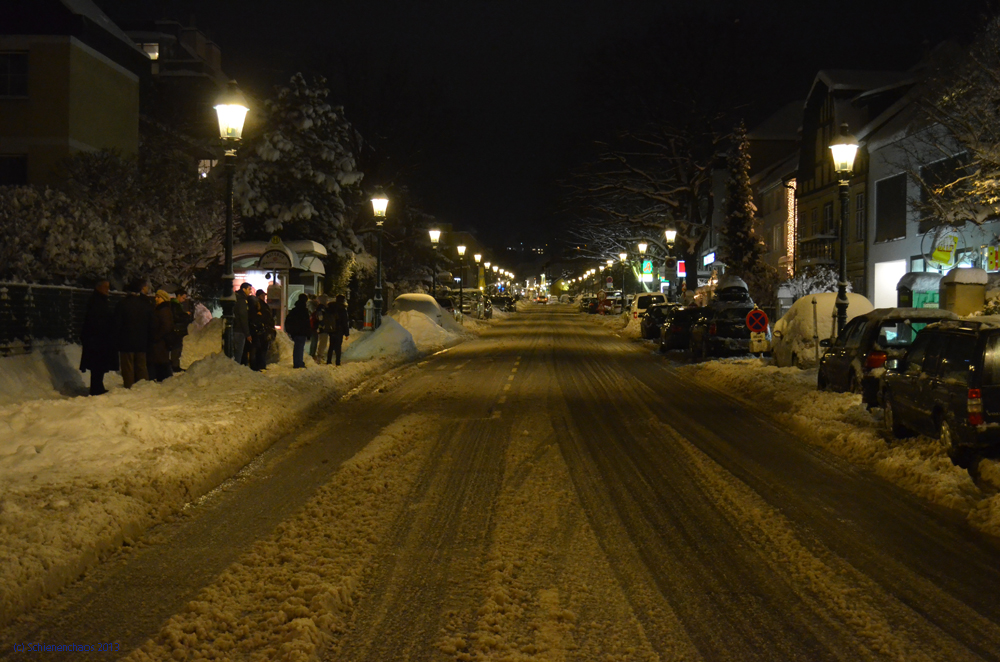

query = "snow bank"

[679,359,999,537]
[772,292,874,367]
[0,302,488,626]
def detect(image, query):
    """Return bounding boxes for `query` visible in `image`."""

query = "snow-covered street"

[4,303,1000,660]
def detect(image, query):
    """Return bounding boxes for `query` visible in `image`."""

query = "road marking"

[455,360,470,371]
[491,410,502,419]
[498,395,507,404]
[511,367,518,373]
[507,375,515,381]
[503,384,511,391]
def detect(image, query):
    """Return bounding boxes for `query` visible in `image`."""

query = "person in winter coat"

[149,290,175,382]
[313,295,330,363]
[244,290,261,366]
[285,293,313,369]
[233,282,252,364]
[79,279,119,395]
[169,289,193,372]
[326,294,351,366]
[252,289,275,371]
[115,280,153,388]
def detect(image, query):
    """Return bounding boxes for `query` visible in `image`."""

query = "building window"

[0,155,28,185]
[811,208,818,236]
[823,202,834,234]
[875,173,907,243]
[0,52,28,97]
[855,192,865,241]
[138,43,160,60]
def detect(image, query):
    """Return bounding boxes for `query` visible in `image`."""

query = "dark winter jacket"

[80,291,119,372]
[234,289,250,335]
[247,295,263,338]
[255,297,276,341]
[329,302,350,337]
[285,300,312,338]
[150,301,175,365]
[170,300,193,347]
[115,293,154,353]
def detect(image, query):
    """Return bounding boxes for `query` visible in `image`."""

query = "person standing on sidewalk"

[252,289,275,371]
[169,289,193,372]
[285,294,312,369]
[326,294,351,366]
[114,280,152,388]
[149,290,175,382]
[79,278,118,395]
[233,282,252,364]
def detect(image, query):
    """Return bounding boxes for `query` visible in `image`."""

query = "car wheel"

[884,399,910,438]
[817,370,828,391]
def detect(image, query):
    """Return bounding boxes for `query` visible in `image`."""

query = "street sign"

[606,276,614,289]
[746,308,769,334]
[749,332,769,353]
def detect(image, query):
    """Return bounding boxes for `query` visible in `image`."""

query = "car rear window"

[637,294,665,308]
[937,336,976,383]
[878,320,929,348]
[716,308,750,322]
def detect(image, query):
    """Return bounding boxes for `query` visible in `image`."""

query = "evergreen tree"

[235,73,366,261]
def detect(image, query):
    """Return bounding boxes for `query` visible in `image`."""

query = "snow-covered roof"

[868,307,958,321]
[807,70,913,101]
[896,272,942,292]
[60,0,141,53]
[941,267,988,285]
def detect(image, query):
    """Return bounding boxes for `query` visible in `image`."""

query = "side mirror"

[885,358,899,371]
[772,330,783,339]
[819,338,832,348]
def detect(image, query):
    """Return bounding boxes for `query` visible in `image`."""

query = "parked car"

[771,292,875,368]
[689,304,770,359]
[493,296,517,312]
[817,307,958,406]
[882,317,1000,464]
[640,302,679,340]
[624,292,668,322]
[390,293,444,326]
[534,294,549,304]
[599,292,624,315]
[659,307,710,352]
[435,296,455,313]
[578,295,596,313]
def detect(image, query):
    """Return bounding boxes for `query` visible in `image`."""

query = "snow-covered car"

[771,292,875,368]
[389,293,444,326]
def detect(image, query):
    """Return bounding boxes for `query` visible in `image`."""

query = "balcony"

[798,234,837,267]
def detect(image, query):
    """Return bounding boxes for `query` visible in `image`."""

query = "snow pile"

[771,292,874,367]
[389,309,467,352]
[942,267,988,285]
[679,358,998,536]
[342,317,418,362]
[0,303,483,625]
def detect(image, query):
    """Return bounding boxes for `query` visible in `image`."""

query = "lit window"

[197,159,217,178]
[0,53,28,97]
[139,43,159,60]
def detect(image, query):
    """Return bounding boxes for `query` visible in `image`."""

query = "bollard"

[364,298,375,331]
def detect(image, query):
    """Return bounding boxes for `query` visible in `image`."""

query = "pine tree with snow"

[236,73,365,260]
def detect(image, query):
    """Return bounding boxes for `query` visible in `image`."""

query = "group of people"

[232,282,278,371]
[79,280,193,396]
[284,293,350,369]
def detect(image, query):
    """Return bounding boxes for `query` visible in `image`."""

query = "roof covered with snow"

[60,0,140,52]
[941,267,989,285]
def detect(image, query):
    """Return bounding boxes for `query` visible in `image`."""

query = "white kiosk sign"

[258,249,292,270]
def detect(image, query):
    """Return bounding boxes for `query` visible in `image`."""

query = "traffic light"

[665,257,677,270]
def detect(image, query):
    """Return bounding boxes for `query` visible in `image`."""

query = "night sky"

[97,0,992,247]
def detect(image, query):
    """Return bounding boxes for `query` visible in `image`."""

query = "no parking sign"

[746,307,770,353]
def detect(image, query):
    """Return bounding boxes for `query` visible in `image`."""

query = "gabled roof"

[747,101,803,141]
[805,70,913,107]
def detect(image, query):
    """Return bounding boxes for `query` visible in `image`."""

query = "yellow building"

[0,0,146,186]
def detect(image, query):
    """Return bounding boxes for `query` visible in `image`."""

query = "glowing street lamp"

[429,229,441,298]
[829,124,859,335]
[371,191,388,329]
[214,80,249,360]
[638,242,648,255]
[457,245,467,315]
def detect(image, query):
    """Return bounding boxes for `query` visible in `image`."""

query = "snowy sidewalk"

[0,310,490,626]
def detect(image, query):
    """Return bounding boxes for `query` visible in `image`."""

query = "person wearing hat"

[114,279,153,388]
[233,282,253,364]
[149,289,176,381]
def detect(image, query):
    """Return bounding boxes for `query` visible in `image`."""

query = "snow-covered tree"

[720,122,779,307]
[0,186,113,283]
[236,73,365,260]
[783,266,850,300]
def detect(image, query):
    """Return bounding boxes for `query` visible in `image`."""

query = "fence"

[0,283,126,356]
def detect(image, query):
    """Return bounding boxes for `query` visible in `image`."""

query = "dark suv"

[688,304,768,359]
[882,319,1000,463]
[659,307,709,352]
[818,308,958,407]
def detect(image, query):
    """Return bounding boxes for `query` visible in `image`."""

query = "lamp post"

[619,252,627,295]
[428,229,441,298]
[213,80,249,359]
[492,264,499,293]
[371,192,388,329]
[638,242,648,293]
[665,227,678,299]
[457,245,466,314]
[606,259,613,290]
[829,125,859,336]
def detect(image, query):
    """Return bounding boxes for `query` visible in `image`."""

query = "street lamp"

[619,252,627,295]
[829,124,859,336]
[371,191,388,329]
[214,80,249,359]
[457,245,466,314]
[664,227,677,248]
[428,229,441,298]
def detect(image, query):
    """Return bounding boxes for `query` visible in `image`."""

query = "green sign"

[642,260,653,275]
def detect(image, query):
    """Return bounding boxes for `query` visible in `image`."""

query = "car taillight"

[968,388,984,426]
[709,323,717,335]
[865,351,887,370]
[634,312,638,319]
